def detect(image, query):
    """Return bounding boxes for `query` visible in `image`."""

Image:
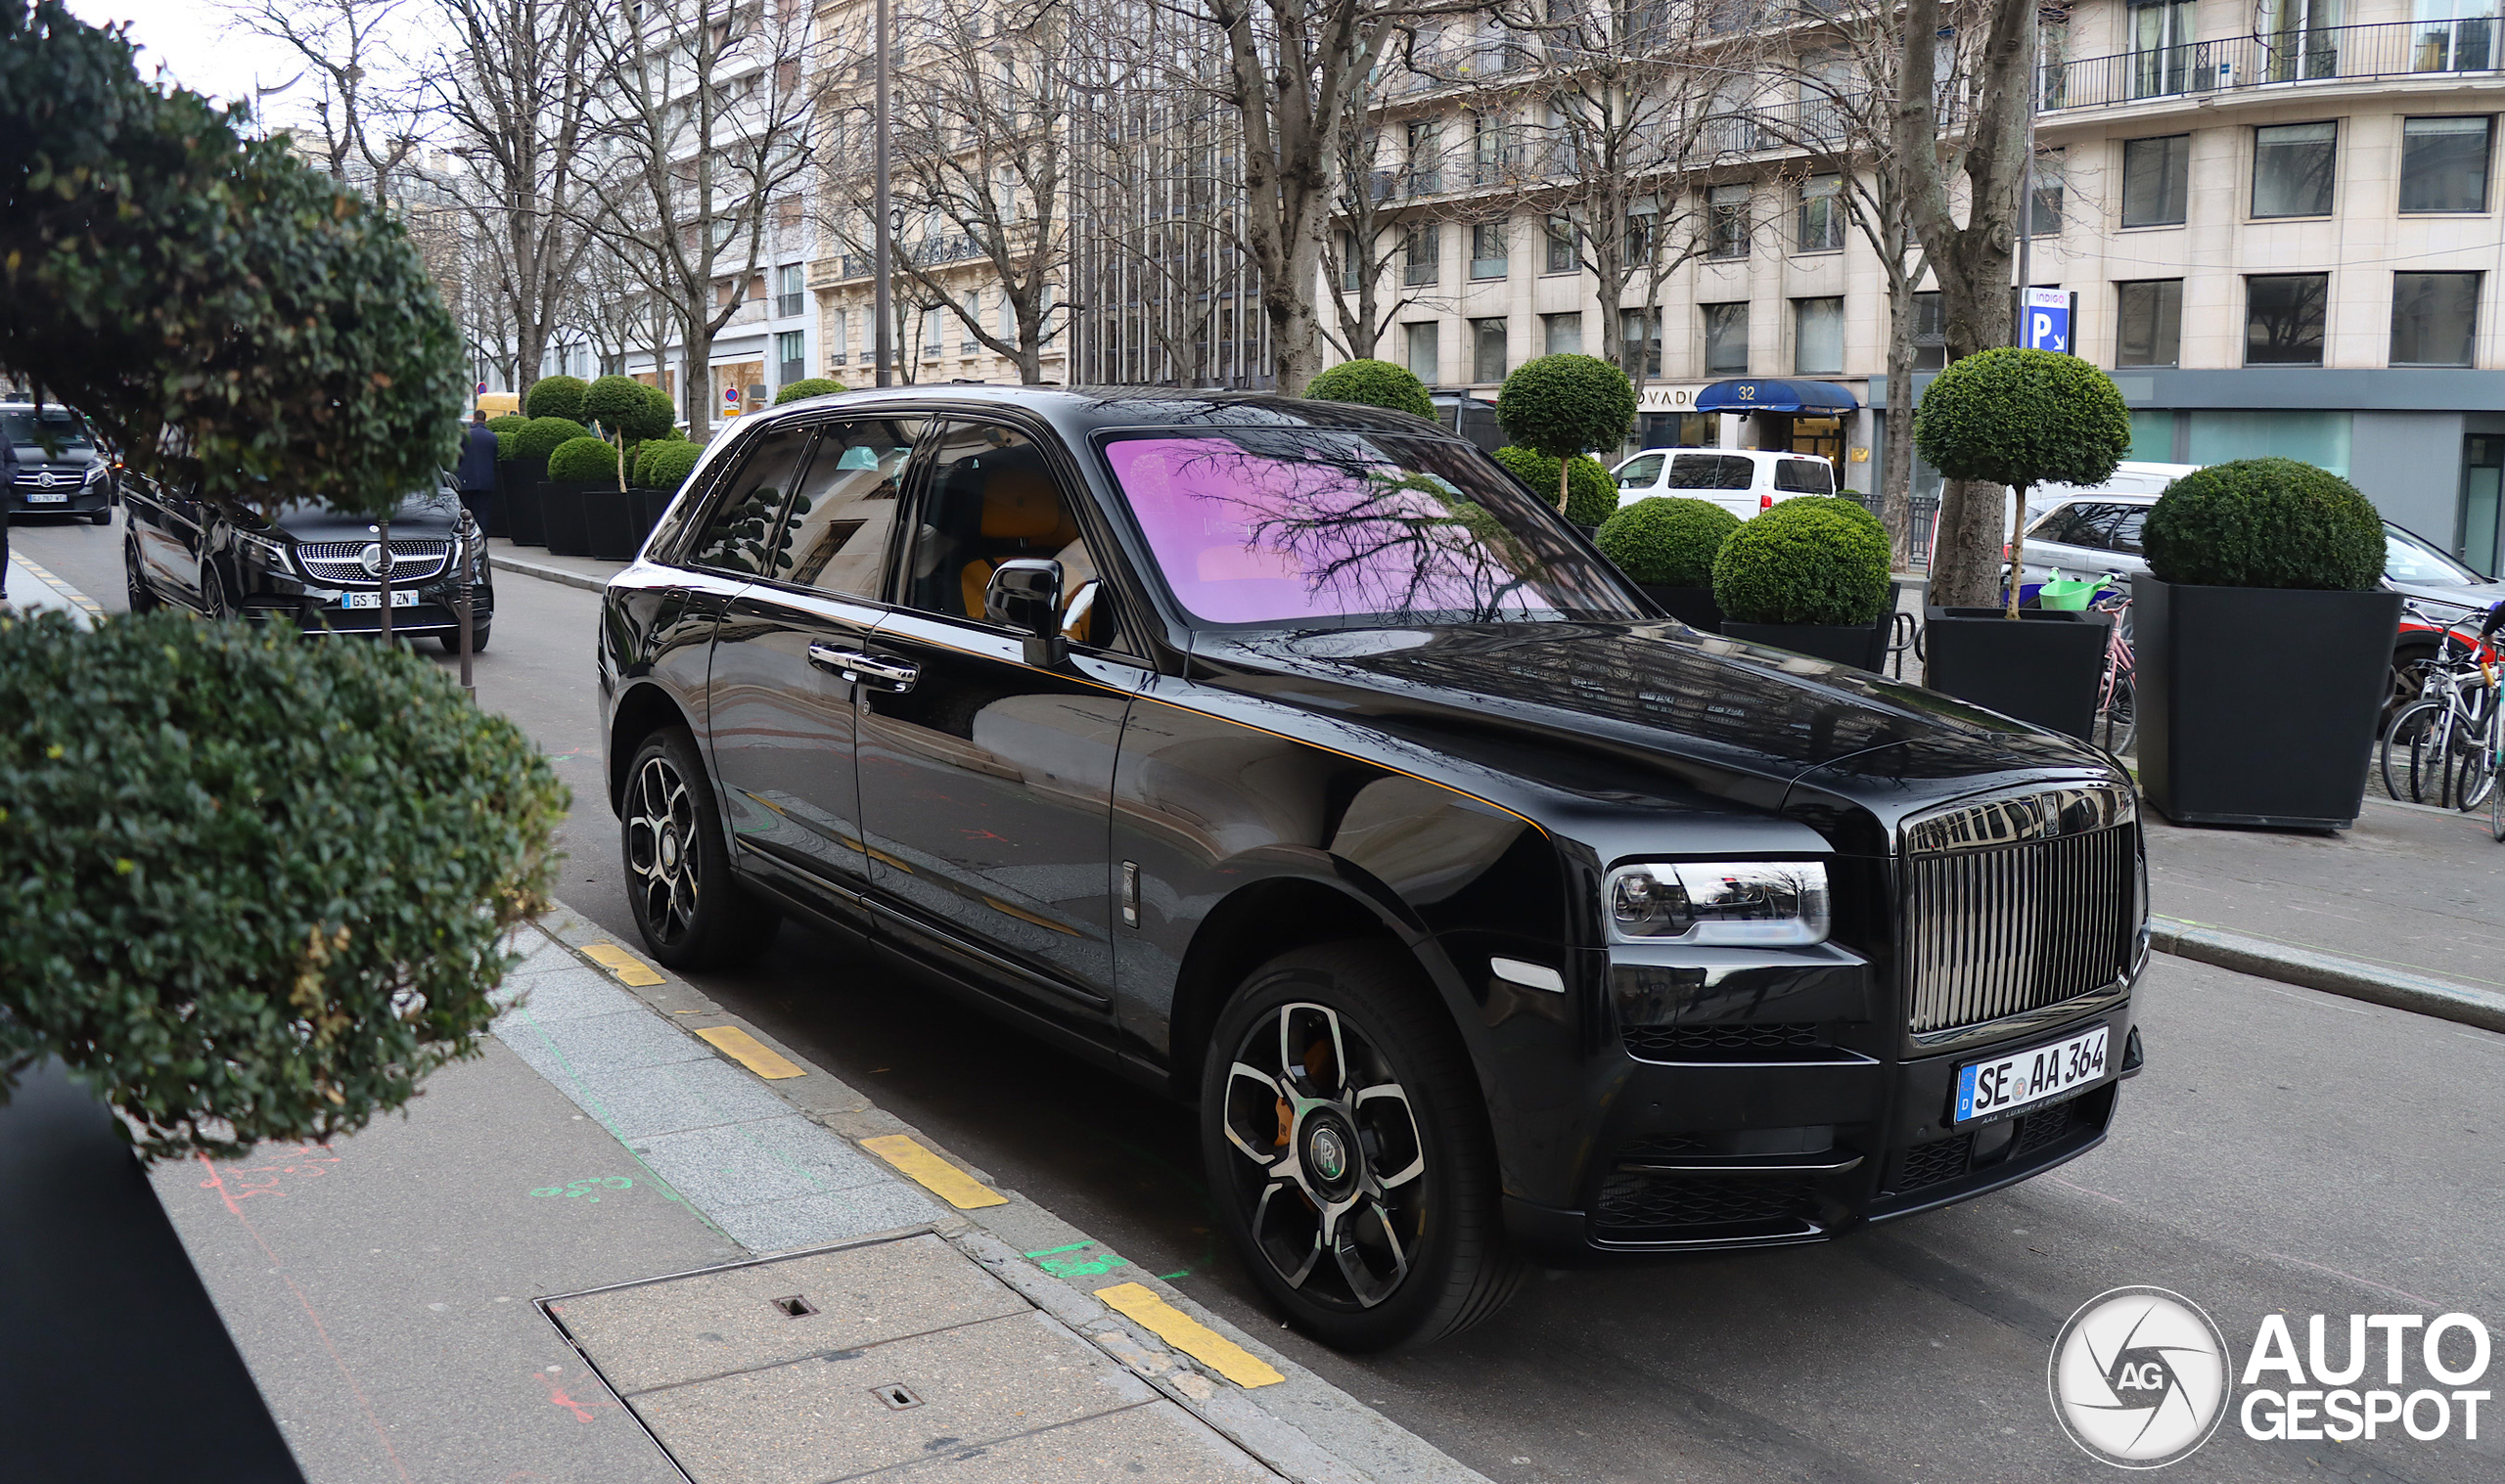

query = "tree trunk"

[1882,290,1916,570]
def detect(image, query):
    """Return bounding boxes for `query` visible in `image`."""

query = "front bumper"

[233,560,493,639]
[5,483,110,516]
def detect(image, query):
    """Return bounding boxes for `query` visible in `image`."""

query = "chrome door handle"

[807,643,919,693]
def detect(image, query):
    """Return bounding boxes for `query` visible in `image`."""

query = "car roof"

[1620,447,1828,463]
[756,383,1470,442]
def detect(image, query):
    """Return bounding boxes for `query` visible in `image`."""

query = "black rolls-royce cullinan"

[596,387,2149,1350]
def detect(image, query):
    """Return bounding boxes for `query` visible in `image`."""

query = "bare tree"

[1894,0,2037,606]
[1317,84,1448,363]
[422,0,597,400]
[576,0,823,435]
[228,0,426,207]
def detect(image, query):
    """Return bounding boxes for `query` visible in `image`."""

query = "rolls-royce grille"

[1901,787,2140,1036]
[295,538,451,585]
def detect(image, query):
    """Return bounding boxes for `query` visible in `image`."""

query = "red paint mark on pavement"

[537,1371,619,1423]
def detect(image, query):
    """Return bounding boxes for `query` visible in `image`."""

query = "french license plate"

[1954,1026,2109,1125]
[26,491,67,503]
[339,590,419,609]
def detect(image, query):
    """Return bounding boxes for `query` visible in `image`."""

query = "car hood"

[1194,622,2122,848]
[2390,575,2505,617]
[258,488,464,541]
[9,444,98,469]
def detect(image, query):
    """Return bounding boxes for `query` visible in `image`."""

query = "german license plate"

[339,590,419,609]
[26,491,67,503]
[1954,1026,2109,1125]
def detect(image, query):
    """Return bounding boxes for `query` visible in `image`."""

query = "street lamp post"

[874,0,892,387]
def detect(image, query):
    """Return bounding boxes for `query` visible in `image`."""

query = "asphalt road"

[23,510,2505,1484]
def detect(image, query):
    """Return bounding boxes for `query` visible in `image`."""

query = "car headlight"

[1605,861,1831,946]
[232,529,292,569]
[82,464,107,483]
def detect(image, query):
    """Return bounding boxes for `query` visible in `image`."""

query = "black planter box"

[583,486,641,562]
[1923,607,2113,741]
[2135,576,2403,829]
[1724,614,1889,670]
[1640,584,1723,633]
[632,485,675,538]
[539,481,592,557]
[504,463,548,547]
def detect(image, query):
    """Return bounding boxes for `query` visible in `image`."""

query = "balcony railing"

[2043,19,2501,112]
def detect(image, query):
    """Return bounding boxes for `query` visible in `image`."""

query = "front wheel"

[620,727,780,969]
[123,537,159,613]
[1202,942,1523,1351]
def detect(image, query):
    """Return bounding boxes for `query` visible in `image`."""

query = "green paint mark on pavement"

[1024,1239,1133,1280]
[533,1176,633,1201]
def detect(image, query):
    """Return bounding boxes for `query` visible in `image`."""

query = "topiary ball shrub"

[524,375,588,422]
[1913,348,2130,493]
[642,439,704,493]
[511,415,588,464]
[1496,354,1638,460]
[774,378,848,405]
[0,609,566,1159]
[1303,359,1435,421]
[2142,458,2387,590]
[487,414,530,461]
[545,434,620,486]
[1712,496,1892,626]
[1492,446,1616,526]
[583,375,669,441]
[1597,497,1743,586]
[644,384,678,427]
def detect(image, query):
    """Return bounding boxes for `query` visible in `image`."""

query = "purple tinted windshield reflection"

[1102,431,1643,627]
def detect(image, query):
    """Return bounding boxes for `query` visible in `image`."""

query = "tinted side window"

[688,426,813,576]
[2105,507,2149,556]
[903,422,1126,649]
[774,418,922,599]
[1774,459,1832,494]
[1666,453,1754,491]
[1617,454,1663,487]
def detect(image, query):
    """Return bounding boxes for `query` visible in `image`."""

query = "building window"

[2127,0,2198,98]
[1404,223,1439,287]
[1404,321,1438,382]
[830,308,848,367]
[1791,297,1844,375]
[1472,317,1509,382]
[776,264,805,319]
[2120,135,2191,227]
[1703,301,1750,375]
[1911,290,1945,370]
[2028,172,2064,235]
[1619,307,1662,378]
[1798,174,1845,251]
[1544,215,1576,274]
[2399,116,2492,213]
[998,290,1015,339]
[2246,273,2330,365]
[1406,119,1441,195]
[776,330,806,385]
[2116,280,2184,367]
[2253,122,2337,218]
[1338,230,1362,292]
[1708,185,1751,259]
[2391,272,2481,366]
[1542,311,1582,355]
[923,308,943,357]
[1471,220,1510,280]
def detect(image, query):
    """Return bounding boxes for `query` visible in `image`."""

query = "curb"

[527,898,1494,1484]
[488,552,612,594]
[2149,916,2505,1034]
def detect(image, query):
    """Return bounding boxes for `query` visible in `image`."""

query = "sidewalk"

[159,904,1489,1484]
[4,550,100,626]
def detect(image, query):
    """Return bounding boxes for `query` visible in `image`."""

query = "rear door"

[851,418,1144,1031]
[1665,451,1759,518]
[1773,457,1834,502]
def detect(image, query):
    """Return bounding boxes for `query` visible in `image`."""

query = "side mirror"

[984,557,1066,667]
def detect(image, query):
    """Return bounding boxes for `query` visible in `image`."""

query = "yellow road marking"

[860,1134,1007,1209]
[579,942,664,986]
[1093,1282,1284,1388]
[693,1025,807,1080]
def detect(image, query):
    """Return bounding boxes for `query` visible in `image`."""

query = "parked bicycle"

[2086,576,2135,756]
[2380,602,2505,811]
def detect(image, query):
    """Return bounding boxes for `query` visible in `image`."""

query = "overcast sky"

[63,0,417,136]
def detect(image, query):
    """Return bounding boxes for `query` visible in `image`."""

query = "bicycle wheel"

[2382,699,2444,804]
[2493,732,2505,840]
[2096,670,2137,756]
[2460,707,2499,812]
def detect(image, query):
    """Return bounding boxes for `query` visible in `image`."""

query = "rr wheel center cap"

[1302,1115,1357,1194]
[660,830,681,871]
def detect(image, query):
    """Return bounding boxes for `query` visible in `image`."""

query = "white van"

[1609,447,1839,518]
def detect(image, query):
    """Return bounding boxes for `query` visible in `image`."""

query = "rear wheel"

[2385,699,2449,805]
[1202,942,1523,1351]
[620,726,780,969]
[2386,643,2441,735]
[122,537,159,613]
[2094,671,2137,756]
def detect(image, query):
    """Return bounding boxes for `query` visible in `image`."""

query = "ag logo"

[2049,1286,2231,1468]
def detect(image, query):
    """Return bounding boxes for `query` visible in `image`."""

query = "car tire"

[123,537,159,613]
[87,508,110,526]
[438,619,490,654]
[1202,940,1524,1352]
[619,726,780,970]
[2386,641,2439,736]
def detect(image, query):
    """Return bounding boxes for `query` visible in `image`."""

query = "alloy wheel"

[1218,1001,1430,1312]
[624,753,703,947]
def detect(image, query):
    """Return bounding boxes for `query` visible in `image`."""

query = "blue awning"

[1693,379,1862,414]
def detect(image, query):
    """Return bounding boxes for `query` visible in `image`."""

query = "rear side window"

[2043,503,2148,555]
[1616,454,1664,487]
[687,426,813,576]
[1774,459,1833,494]
[1665,453,1754,491]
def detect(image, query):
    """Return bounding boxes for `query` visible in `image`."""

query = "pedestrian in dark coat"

[455,410,500,533]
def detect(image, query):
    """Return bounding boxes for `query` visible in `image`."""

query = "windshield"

[1101,429,1647,628]
[2385,523,2483,586]
[3,410,93,452]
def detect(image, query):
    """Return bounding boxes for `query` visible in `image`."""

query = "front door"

[705,417,921,911]
[853,420,1141,1026]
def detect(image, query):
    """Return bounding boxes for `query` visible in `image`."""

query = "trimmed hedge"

[1711,495,1892,626]
[1303,359,1435,420]
[524,374,588,422]
[511,415,588,463]
[545,434,620,485]
[583,375,669,440]
[641,439,704,492]
[1492,446,1617,526]
[2143,458,2387,590]
[774,378,848,405]
[1495,354,1637,460]
[0,609,566,1160]
[487,414,530,462]
[1913,348,2130,492]
[1596,497,1743,586]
